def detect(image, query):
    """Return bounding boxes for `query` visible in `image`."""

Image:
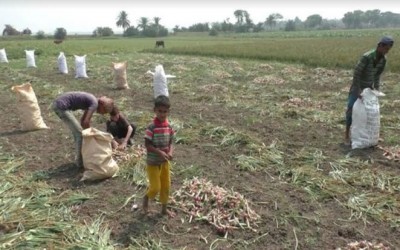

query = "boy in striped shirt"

[142,95,175,215]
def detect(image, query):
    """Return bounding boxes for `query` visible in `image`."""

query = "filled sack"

[74,55,88,78]
[351,88,382,149]
[81,128,119,181]
[11,83,49,130]
[112,61,129,89]
[25,50,37,68]
[0,48,9,63]
[153,64,168,98]
[57,52,68,74]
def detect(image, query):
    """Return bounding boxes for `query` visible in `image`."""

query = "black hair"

[109,106,120,116]
[154,95,170,108]
[379,41,394,47]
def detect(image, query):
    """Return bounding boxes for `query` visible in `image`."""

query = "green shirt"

[350,49,387,96]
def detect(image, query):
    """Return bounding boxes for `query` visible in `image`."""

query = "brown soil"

[1,54,399,250]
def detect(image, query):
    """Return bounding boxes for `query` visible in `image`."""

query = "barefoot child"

[52,91,114,168]
[106,106,136,150]
[142,95,175,215]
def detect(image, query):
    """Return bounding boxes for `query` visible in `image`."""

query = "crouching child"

[106,106,136,151]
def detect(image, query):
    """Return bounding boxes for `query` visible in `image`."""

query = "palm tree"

[138,17,149,33]
[116,11,130,33]
[153,17,161,36]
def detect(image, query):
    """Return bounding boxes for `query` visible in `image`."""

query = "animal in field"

[54,40,63,45]
[155,40,165,48]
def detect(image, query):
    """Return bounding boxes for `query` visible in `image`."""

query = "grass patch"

[0,153,118,249]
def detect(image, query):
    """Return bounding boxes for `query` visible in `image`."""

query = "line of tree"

[2,25,66,39]
[342,10,400,29]
[3,8,400,39]
[221,9,399,34]
[2,25,31,36]
[172,9,400,34]
[115,11,168,37]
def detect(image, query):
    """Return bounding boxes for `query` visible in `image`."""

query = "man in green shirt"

[345,36,394,144]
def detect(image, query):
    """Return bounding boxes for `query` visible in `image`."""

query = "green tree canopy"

[138,17,149,33]
[124,26,139,37]
[2,24,20,36]
[153,17,161,36]
[304,14,323,29]
[22,28,32,35]
[36,30,46,39]
[54,27,67,40]
[116,11,130,32]
[234,10,245,24]
[285,20,296,31]
[93,27,114,37]
[265,13,283,29]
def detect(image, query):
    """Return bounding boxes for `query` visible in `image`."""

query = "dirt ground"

[1,54,399,249]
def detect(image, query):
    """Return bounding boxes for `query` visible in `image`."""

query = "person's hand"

[82,119,90,129]
[117,142,127,151]
[158,150,170,161]
[111,140,119,149]
[167,153,173,161]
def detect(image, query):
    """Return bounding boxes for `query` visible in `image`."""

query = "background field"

[2,28,400,72]
[1,29,400,249]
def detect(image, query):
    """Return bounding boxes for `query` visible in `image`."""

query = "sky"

[1,0,399,34]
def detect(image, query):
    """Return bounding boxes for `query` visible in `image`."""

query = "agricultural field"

[1,30,400,249]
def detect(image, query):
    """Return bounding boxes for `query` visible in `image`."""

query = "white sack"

[351,88,381,149]
[153,64,168,98]
[0,48,9,63]
[74,55,88,78]
[57,52,68,74]
[25,50,36,68]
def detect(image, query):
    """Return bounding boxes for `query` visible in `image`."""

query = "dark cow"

[155,40,165,48]
[54,40,63,45]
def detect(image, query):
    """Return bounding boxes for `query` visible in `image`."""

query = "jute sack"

[113,61,129,89]
[11,83,49,130]
[81,128,119,181]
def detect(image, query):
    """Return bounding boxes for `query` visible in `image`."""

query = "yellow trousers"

[146,161,170,205]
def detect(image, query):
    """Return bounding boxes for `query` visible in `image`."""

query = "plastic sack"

[74,55,88,78]
[57,52,68,74]
[150,65,176,98]
[351,88,381,149]
[81,127,119,181]
[0,48,9,63]
[113,61,129,89]
[153,65,168,98]
[11,83,49,130]
[25,50,36,68]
